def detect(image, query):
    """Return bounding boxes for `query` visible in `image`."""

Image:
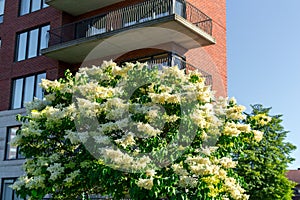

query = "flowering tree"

[11,61,271,199]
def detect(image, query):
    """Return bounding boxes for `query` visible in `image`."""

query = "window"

[15,24,50,61]
[11,72,46,109]
[19,0,48,16]
[1,178,24,200]
[0,0,5,23]
[5,126,25,160]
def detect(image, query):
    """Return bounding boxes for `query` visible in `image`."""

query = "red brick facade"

[0,2,62,110]
[186,0,227,97]
[0,0,227,110]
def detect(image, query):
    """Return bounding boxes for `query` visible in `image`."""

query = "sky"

[227,0,300,169]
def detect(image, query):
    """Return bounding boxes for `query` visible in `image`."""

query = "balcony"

[120,53,213,86]
[42,0,215,64]
[45,0,125,16]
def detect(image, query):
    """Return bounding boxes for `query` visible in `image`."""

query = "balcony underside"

[42,15,215,64]
[46,0,124,16]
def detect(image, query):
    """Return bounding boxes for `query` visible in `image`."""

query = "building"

[287,169,300,200]
[0,0,226,198]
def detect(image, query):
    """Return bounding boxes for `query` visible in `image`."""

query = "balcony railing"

[48,0,212,46]
[121,53,213,86]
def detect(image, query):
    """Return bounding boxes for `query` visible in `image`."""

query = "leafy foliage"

[236,104,296,200]
[10,61,294,200]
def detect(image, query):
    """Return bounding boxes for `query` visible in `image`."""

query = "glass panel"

[35,73,46,99]
[175,0,185,17]
[2,179,14,200]
[31,0,41,12]
[28,28,39,58]
[0,0,3,23]
[40,25,50,50]
[17,146,25,159]
[6,127,19,159]
[17,32,28,61]
[172,55,185,70]
[20,0,30,15]
[23,75,35,104]
[42,0,48,8]
[0,0,5,15]
[12,78,24,109]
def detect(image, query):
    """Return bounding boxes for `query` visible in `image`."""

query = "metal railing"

[120,53,213,86]
[48,0,212,46]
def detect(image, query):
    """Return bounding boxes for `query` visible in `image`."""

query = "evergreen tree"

[237,104,296,200]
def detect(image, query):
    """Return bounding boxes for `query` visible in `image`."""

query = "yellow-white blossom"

[163,114,179,123]
[145,169,156,177]
[253,130,264,142]
[137,122,161,137]
[76,98,100,118]
[219,157,237,169]
[115,132,136,148]
[137,178,154,190]
[178,176,198,188]
[226,104,246,120]
[172,163,189,176]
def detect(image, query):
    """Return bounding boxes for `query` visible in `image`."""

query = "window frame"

[1,178,24,200]
[10,72,46,110]
[0,0,5,23]
[15,24,50,62]
[19,0,48,16]
[4,126,25,161]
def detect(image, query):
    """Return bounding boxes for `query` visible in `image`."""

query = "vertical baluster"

[124,7,128,26]
[140,2,144,22]
[118,9,121,30]
[103,14,106,32]
[127,6,130,26]
[101,16,103,32]
[158,0,161,17]
[137,3,140,23]
[134,4,137,23]
[115,9,118,30]
[111,11,118,30]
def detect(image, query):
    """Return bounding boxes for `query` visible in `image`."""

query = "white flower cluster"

[178,176,198,188]
[136,178,154,190]
[47,163,65,181]
[12,175,46,191]
[115,132,136,148]
[136,122,161,137]
[252,130,264,142]
[102,149,151,171]
[170,155,249,199]
[149,92,181,104]
[224,177,249,200]
[76,98,100,118]
[224,122,251,137]
[226,104,247,120]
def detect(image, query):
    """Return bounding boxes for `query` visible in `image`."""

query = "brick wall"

[186,0,227,97]
[0,1,63,111]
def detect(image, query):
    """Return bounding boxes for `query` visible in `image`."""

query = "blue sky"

[227,0,300,169]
